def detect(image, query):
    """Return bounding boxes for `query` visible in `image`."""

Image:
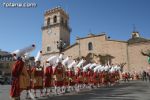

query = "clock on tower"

[47,29,52,35]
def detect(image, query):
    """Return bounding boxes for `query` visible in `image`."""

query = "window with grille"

[47,46,51,51]
[88,42,93,51]
[53,16,57,23]
[47,18,50,25]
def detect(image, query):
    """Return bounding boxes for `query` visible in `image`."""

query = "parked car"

[0,76,5,85]
[0,76,11,85]
[5,77,11,85]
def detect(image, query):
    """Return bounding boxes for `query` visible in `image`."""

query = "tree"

[141,49,150,64]
[118,62,126,72]
[141,49,150,57]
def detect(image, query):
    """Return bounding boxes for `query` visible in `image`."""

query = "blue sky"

[0,0,150,56]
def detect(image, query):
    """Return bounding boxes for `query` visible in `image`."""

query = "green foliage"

[148,57,150,64]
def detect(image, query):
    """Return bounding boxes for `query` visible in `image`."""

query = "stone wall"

[128,42,150,73]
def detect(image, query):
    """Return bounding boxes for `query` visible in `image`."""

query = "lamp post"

[57,39,66,53]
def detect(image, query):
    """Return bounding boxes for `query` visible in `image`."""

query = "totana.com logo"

[2,2,37,8]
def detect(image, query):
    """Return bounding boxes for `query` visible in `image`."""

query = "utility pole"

[79,39,81,59]
[76,36,81,59]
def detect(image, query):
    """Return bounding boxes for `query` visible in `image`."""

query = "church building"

[41,7,150,73]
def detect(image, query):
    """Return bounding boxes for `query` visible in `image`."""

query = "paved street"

[0,80,150,100]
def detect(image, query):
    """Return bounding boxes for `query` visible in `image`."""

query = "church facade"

[41,7,150,73]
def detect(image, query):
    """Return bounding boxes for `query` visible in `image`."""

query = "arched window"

[47,46,51,51]
[47,18,50,25]
[88,42,93,51]
[53,16,57,23]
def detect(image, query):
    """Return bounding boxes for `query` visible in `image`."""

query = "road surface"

[0,80,150,100]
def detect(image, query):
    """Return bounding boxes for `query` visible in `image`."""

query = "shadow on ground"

[37,81,146,100]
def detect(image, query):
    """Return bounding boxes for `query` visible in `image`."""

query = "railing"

[41,23,72,32]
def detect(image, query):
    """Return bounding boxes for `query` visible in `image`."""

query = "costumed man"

[93,65,101,87]
[87,66,93,88]
[99,66,103,86]
[44,56,57,96]
[114,65,121,84]
[88,63,96,88]
[62,56,70,93]
[53,54,65,94]
[97,65,102,87]
[104,65,110,86]
[122,72,125,82]
[100,66,105,86]
[83,63,91,88]
[67,60,76,92]
[32,51,44,97]
[23,53,33,99]
[75,59,85,91]
[10,44,35,100]
[109,66,116,86]
[125,72,129,82]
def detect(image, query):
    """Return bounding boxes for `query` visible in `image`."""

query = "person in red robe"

[67,67,76,92]
[44,63,53,95]
[10,44,36,100]
[87,68,94,87]
[10,57,24,100]
[63,68,69,92]
[93,71,98,86]
[32,61,44,97]
[53,62,65,94]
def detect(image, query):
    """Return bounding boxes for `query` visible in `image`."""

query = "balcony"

[41,23,72,32]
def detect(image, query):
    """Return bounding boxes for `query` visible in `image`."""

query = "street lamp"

[57,39,66,53]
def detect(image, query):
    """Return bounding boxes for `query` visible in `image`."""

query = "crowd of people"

[141,70,150,82]
[9,44,150,100]
[121,70,150,82]
[122,72,139,82]
[9,44,121,100]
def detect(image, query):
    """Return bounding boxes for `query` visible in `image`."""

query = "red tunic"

[63,71,69,86]
[99,72,103,84]
[87,69,94,84]
[10,59,24,98]
[115,71,120,81]
[93,72,98,85]
[75,67,83,84]
[83,71,88,84]
[101,72,105,84]
[110,72,115,83]
[26,68,32,89]
[104,72,109,85]
[53,64,64,87]
[68,70,75,86]
[32,67,43,89]
[76,67,81,76]
[44,66,53,87]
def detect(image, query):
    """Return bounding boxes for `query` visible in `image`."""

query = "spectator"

[142,71,147,81]
[146,72,150,82]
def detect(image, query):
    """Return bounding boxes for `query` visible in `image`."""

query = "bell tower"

[131,25,140,38]
[41,7,71,55]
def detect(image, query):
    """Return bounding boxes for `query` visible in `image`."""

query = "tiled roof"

[64,43,78,51]
[128,37,150,44]
[76,34,106,40]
